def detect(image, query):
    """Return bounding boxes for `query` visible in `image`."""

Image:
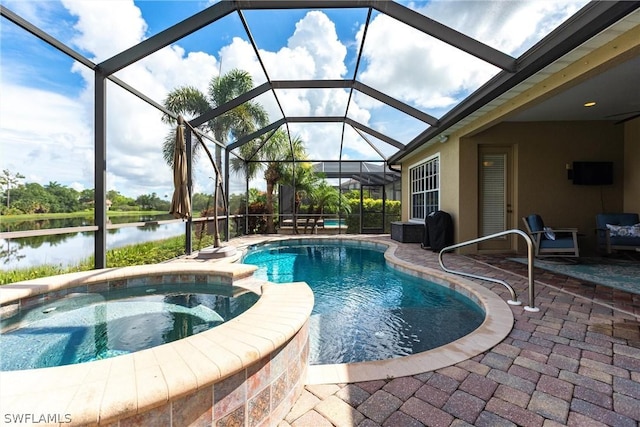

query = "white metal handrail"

[438,229,539,312]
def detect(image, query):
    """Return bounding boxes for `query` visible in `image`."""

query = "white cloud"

[357,1,588,114]
[356,13,498,112]
[216,11,376,163]
[0,85,93,189]
[1,0,222,199]
[287,11,348,79]
[1,0,590,200]
[416,1,587,55]
[61,0,148,61]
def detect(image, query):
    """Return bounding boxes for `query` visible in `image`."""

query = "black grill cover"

[424,210,454,252]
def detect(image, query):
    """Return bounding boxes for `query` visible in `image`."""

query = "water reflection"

[0,215,183,271]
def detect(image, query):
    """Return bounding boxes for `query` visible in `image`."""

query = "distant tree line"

[0,169,183,215]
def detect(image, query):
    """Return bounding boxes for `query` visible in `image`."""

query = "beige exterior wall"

[398,26,640,255]
[461,121,624,255]
[401,119,637,256]
[400,136,461,228]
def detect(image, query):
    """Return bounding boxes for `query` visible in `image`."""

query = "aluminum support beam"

[98,2,236,75]
[225,152,231,241]
[1,5,96,70]
[227,115,404,153]
[271,80,351,89]
[354,82,438,125]
[346,118,405,149]
[185,131,193,254]
[94,73,107,269]
[352,126,387,160]
[235,1,376,10]
[286,117,344,123]
[190,82,272,128]
[284,116,404,149]
[109,75,176,119]
[274,79,437,125]
[227,118,286,151]
[373,1,516,71]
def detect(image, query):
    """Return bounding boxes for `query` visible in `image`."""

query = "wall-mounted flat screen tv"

[572,161,613,185]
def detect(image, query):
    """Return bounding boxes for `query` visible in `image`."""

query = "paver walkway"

[267,236,640,427]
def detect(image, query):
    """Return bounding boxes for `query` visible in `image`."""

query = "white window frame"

[409,154,440,222]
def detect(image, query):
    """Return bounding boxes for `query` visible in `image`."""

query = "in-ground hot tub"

[0,263,313,426]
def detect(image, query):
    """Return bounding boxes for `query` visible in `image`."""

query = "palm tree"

[231,129,308,234]
[161,69,268,245]
[161,69,268,170]
[303,180,351,233]
[282,161,318,234]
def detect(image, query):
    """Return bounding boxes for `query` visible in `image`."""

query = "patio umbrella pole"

[213,173,220,247]
[182,120,228,250]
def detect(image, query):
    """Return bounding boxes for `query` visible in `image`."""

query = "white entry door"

[478,146,513,251]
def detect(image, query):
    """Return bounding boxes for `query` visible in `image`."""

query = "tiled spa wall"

[118,321,310,427]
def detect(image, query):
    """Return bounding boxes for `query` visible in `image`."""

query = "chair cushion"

[527,214,545,233]
[606,223,640,238]
[610,236,640,247]
[539,237,575,249]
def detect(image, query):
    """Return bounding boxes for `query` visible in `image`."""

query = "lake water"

[0,215,187,271]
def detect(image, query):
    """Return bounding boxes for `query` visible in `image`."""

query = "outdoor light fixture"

[439,134,449,143]
[584,101,597,107]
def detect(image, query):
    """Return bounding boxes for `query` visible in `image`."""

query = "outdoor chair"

[522,214,580,258]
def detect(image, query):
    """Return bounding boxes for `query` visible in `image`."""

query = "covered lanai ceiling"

[2,1,639,182]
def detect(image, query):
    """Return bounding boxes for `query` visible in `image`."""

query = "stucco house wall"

[397,23,640,256]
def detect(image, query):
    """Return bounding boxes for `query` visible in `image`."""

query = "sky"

[0,0,589,198]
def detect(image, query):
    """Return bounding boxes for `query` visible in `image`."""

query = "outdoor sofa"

[595,213,640,254]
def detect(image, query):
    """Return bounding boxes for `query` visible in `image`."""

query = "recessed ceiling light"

[584,101,597,107]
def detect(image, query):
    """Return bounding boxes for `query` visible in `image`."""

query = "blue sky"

[0,0,589,197]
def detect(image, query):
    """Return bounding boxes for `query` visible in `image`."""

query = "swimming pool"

[0,283,258,371]
[323,218,345,227]
[242,239,485,365]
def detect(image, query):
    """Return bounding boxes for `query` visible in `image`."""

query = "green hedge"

[345,199,401,233]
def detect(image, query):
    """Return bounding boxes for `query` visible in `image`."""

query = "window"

[410,155,439,221]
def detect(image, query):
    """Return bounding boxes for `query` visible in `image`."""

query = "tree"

[107,190,136,210]
[191,192,214,213]
[45,181,80,213]
[162,69,269,245]
[10,182,52,213]
[161,69,268,170]
[135,193,168,211]
[231,130,308,233]
[0,169,25,208]
[79,189,95,206]
[304,181,351,232]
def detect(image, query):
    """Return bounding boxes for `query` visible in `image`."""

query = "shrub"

[345,199,401,233]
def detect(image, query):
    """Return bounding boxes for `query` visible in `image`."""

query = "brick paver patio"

[270,236,640,427]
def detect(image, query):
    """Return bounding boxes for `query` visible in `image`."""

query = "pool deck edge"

[227,234,516,385]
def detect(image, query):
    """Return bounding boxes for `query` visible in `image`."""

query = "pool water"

[242,241,484,364]
[0,284,258,371]
[323,218,345,227]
